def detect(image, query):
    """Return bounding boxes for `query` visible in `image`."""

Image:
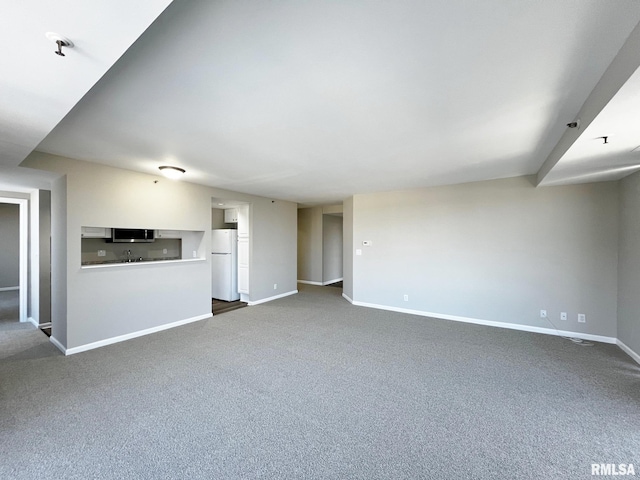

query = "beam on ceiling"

[536,20,640,186]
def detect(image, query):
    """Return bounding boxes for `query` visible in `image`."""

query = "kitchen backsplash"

[81,238,182,265]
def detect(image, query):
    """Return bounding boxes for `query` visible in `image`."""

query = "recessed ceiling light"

[159,166,185,180]
[218,203,225,206]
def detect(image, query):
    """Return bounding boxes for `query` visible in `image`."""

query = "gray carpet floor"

[0,290,39,360]
[0,289,20,325]
[1,284,639,479]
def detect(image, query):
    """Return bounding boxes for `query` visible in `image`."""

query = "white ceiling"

[5,1,640,203]
[0,0,172,187]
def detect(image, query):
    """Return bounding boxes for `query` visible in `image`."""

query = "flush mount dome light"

[45,32,74,56]
[159,166,185,180]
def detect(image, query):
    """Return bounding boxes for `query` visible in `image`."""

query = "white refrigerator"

[211,229,240,301]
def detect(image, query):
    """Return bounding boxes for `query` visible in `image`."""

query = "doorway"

[0,199,27,324]
[211,198,250,314]
[296,206,343,288]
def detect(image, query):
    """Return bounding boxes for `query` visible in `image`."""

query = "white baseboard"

[616,339,640,365]
[350,300,617,344]
[27,317,38,328]
[50,336,66,354]
[0,286,19,292]
[298,279,343,286]
[342,293,354,304]
[248,290,297,306]
[39,322,52,328]
[58,313,213,356]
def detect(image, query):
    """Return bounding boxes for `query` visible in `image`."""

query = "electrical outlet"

[578,314,586,323]
[540,310,547,318]
[274,283,277,290]
[192,250,197,258]
[403,294,409,301]
[560,312,567,320]
[356,249,362,256]
[97,250,106,257]
[163,248,167,254]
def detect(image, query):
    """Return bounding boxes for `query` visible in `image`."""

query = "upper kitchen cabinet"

[81,226,111,238]
[224,209,238,223]
[155,229,182,239]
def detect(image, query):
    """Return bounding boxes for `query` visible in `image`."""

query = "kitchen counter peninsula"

[81,257,205,269]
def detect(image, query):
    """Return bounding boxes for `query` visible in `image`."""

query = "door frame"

[0,197,28,323]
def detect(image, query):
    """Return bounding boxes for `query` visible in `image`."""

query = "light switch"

[362,240,372,246]
[356,249,362,256]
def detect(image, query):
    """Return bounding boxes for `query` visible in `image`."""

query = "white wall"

[322,214,343,283]
[251,199,297,300]
[50,176,68,345]
[350,176,619,338]
[617,171,640,355]
[23,152,298,351]
[0,203,20,288]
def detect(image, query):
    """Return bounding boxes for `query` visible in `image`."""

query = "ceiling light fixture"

[600,136,609,144]
[159,166,186,180]
[45,32,74,57]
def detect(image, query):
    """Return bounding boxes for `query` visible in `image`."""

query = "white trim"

[27,317,38,327]
[0,286,19,291]
[248,290,298,306]
[1,197,29,324]
[298,279,343,286]
[39,322,52,328]
[350,300,617,344]
[55,313,213,356]
[49,336,66,354]
[617,339,640,365]
[18,199,28,324]
[342,293,354,304]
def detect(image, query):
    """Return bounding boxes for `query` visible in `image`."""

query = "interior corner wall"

[0,203,20,288]
[297,207,323,283]
[342,197,354,300]
[617,171,640,355]
[351,176,619,338]
[322,214,343,283]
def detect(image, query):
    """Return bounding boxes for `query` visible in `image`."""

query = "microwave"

[110,228,155,243]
